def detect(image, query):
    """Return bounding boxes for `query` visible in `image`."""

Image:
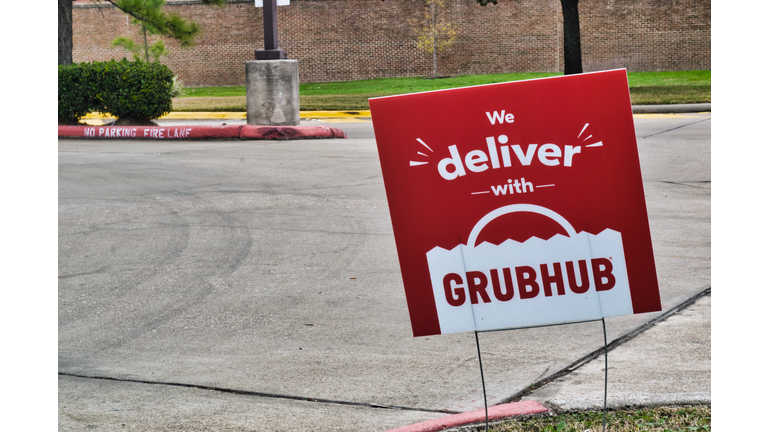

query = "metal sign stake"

[601,317,608,432]
[473,319,610,432]
[474,331,489,432]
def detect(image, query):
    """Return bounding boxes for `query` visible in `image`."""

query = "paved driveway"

[59,114,710,431]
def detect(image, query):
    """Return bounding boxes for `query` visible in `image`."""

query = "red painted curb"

[240,125,347,140]
[384,400,548,432]
[58,125,347,140]
[58,125,243,140]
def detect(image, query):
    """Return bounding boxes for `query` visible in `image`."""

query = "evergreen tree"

[58,0,225,65]
[111,0,171,62]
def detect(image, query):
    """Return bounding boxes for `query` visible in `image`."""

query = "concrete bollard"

[246,59,300,126]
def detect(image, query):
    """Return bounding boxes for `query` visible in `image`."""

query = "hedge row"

[58,59,175,125]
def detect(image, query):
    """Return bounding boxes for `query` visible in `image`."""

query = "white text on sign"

[490,178,533,196]
[437,136,582,181]
[486,110,515,125]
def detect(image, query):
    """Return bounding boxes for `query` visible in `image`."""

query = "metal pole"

[475,331,489,432]
[602,318,608,432]
[255,0,286,59]
[264,0,278,50]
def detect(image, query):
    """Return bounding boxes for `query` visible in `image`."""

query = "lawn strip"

[487,405,710,432]
[173,96,246,112]
[178,71,710,99]
[173,86,710,112]
[629,86,711,105]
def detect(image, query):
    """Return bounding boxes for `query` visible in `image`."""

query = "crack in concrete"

[656,180,711,189]
[639,118,711,139]
[500,286,712,404]
[57,372,460,415]
[58,287,711,416]
[58,269,105,279]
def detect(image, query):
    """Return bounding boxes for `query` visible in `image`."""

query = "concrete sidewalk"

[58,112,710,432]
[524,293,710,412]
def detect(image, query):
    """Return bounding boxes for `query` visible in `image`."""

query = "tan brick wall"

[72,0,710,87]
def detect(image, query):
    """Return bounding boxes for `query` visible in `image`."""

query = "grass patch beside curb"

[629,86,710,105]
[173,96,246,112]
[172,95,377,112]
[480,405,711,432]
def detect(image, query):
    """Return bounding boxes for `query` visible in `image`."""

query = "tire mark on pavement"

[58,208,191,334]
[94,206,253,350]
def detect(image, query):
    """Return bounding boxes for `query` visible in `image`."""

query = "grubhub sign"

[370,70,661,337]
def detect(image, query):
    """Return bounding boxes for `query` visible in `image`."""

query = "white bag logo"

[426,204,634,333]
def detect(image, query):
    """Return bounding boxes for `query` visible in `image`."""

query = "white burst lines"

[409,138,434,166]
[578,123,603,148]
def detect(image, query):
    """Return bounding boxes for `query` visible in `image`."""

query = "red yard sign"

[370,70,661,337]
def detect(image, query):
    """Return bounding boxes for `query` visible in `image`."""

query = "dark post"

[256,0,286,60]
[561,0,583,75]
[560,0,582,75]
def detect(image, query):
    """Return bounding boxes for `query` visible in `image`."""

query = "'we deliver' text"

[437,135,582,180]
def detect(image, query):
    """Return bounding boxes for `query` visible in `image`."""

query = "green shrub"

[58,62,101,125]
[97,59,174,121]
[58,59,175,124]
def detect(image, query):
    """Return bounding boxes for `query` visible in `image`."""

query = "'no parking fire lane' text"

[83,127,194,139]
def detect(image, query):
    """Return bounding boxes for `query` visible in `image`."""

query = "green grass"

[297,72,565,96]
[182,87,247,98]
[629,86,710,105]
[488,405,711,432]
[626,70,711,87]
[174,70,710,111]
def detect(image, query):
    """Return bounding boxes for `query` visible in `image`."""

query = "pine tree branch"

[94,0,224,47]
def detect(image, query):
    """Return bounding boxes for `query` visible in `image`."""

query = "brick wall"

[72,0,710,87]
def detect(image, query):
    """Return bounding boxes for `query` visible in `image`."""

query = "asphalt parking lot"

[58,113,710,431]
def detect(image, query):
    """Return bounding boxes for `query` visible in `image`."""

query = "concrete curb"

[58,124,348,140]
[632,103,711,113]
[81,111,373,121]
[383,401,548,432]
